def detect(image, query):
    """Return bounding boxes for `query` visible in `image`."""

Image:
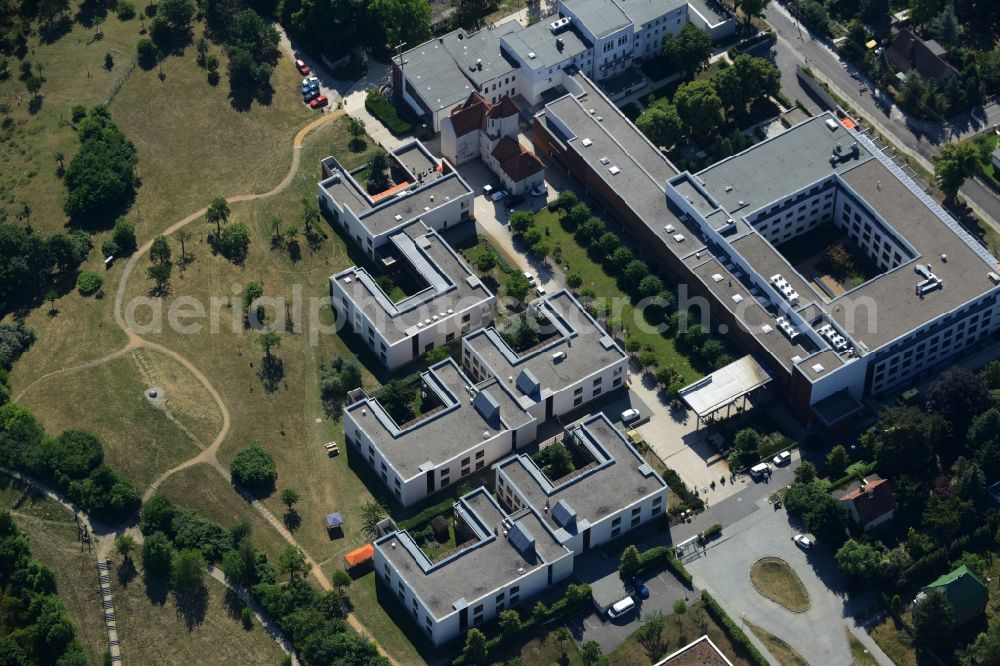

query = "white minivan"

[750,462,771,479]
[607,597,636,619]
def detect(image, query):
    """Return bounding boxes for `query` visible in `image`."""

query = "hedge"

[661,468,704,511]
[450,584,592,665]
[632,545,693,588]
[701,590,769,666]
[699,523,723,543]
[365,91,412,135]
[397,495,457,531]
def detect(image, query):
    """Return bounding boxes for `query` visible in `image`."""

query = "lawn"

[489,626,584,665]
[869,614,917,666]
[5,499,108,664]
[744,620,807,666]
[18,350,204,491]
[112,559,286,664]
[847,628,878,666]
[532,208,701,382]
[975,132,998,182]
[749,557,810,612]
[347,572,432,666]
[609,599,754,665]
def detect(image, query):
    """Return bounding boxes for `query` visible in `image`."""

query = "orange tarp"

[344,543,374,568]
[370,180,412,202]
[841,117,857,129]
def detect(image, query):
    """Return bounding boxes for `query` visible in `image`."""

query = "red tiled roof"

[491,136,543,182]
[840,478,895,527]
[488,95,519,120]
[886,29,958,86]
[450,93,490,137]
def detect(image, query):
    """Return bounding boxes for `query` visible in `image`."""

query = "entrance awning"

[680,356,772,427]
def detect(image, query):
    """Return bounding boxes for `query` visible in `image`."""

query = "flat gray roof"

[687,0,729,24]
[332,224,492,343]
[395,22,520,111]
[697,115,873,216]
[345,359,533,479]
[463,290,625,400]
[377,488,569,619]
[561,0,630,37]
[501,20,590,70]
[497,413,666,537]
[619,0,687,27]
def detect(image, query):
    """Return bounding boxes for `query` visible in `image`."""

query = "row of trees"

[139,494,383,665]
[63,107,138,226]
[0,223,92,315]
[279,0,432,60]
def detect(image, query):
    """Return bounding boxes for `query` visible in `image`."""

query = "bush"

[701,591,768,666]
[137,38,159,69]
[660,467,704,511]
[0,321,36,370]
[230,443,277,491]
[700,523,723,542]
[116,0,136,19]
[76,271,103,296]
[219,222,250,263]
[365,90,412,135]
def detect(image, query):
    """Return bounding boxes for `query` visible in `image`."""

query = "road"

[765,2,1000,229]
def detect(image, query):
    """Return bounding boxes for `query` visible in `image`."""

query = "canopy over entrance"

[680,355,772,430]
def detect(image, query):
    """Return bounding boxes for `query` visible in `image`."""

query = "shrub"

[77,271,103,296]
[365,90,412,135]
[219,222,250,263]
[701,591,768,666]
[116,0,136,19]
[137,38,159,69]
[230,443,277,491]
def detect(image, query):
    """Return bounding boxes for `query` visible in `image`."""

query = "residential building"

[462,289,629,421]
[499,17,594,104]
[330,222,495,370]
[533,72,1000,427]
[915,565,989,625]
[373,488,575,645]
[441,93,545,195]
[374,413,668,646]
[833,475,896,531]
[318,140,473,257]
[344,358,537,506]
[496,413,668,554]
[886,28,959,88]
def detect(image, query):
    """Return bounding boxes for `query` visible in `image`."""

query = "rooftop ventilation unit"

[989,272,1000,284]
[731,294,744,303]
[812,363,825,373]
[582,138,592,147]
[599,156,609,165]
[761,324,773,334]
[665,224,675,233]
[609,166,621,175]
[673,234,685,243]
[791,355,803,364]
[724,185,733,192]
[552,351,567,362]
[775,316,799,341]
[818,324,849,352]
[769,274,800,304]
[527,52,536,59]
[416,321,424,327]
[549,17,571,32]
[394,214,403,221]
[825,118,839,131]
[711,273,723,282]
[344,276,353,284]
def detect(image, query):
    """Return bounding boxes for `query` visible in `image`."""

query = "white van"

[607,597,636,619]
[750,463,771,479]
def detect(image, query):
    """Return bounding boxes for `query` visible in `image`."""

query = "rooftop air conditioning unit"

[552,351,567,362]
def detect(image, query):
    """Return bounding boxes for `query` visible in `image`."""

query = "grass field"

[749,557,810,612]
[532,208,701,382]
[869,614,917,666]
[609,600,753,665]
[847,628,878,666]
[7,496,111,664]
[744,620,807,666]
[113,558,286,664]
[18,350,203,491]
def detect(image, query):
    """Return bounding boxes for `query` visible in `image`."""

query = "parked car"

[310,95,329,109]
[621,408,640,423]
[630,577,649,599]
[772,450,791,466]
[302,75,319,86]
[535,285,546,296]
[504,194,525,208]
[303,88,320,102]
[749,462,771,479]
[301,81,319,96]
[523,272,536,286]
[490,189,508,202]
[295,58,310,75]
[529,184,547,196]
[793,534,815,550]
[607,596,636,619]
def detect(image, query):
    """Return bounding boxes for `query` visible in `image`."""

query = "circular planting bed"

[749,556,810,612]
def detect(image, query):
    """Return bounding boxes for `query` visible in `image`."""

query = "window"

[474,604,483,614]
[462,313,471,323]
[476,450,485,459]
[652,495,662,506]
[611,527,621,538]
[612,377,622,387]
[651,506,662,516]
[573,396,583,406]
[461,457,471,466]
[631,506,641,516]
[631,516,641,527]
[612,517,621,527]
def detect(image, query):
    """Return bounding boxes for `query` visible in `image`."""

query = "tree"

[218,222,250,263]
[498,609,522,638]
[551,190,578,213]
[638,609,666,660]
[505,271,531,301]
[374,379,414,424]
[347,116,366,150]
[661,24,712,77]
[674,80,723,139]
[141,531,174,578]
[229,443,277,491]
[137,37,159,68]
[112,217,137,255]
[462,628,488,664]
[713,55,780,113]
[835,539,882,585]
[360,500,386,541]
[733,428,762,457]
[783,482,850,545]
[365,151,391,193]
[146,261,172,295]
[913,588,954,648]
[968,408,1000,480]
[637,275,665,299]
[736,0,770,26]
[922,494,974,542]
[826,445,849,478]
[872,407,943,478]
[596,232,620,257]
[950,457,987,505]
[609,246,634,273]
[63,113,138,223]
[795,460,817,483]
[909,0,941,25]
[509,210,534,233]
[258,332,280,361]
[149,235,171,265]
[280,488,300,511]
[925,367,990,441]
[476,252,496,273]
[619,544,640,578]
[114,534,136,562]
[24,74,42,100]
[960,619,1000,666]
[206,196,230,238]
[581,640,605,666]
[929,2,959,44]
[637,103,684,149]
[170,548,206,594]
[277,544,309,581]
[934,140,978,201]
[176,229,191,263]
[622,259,649,286]
[76,271,103,296]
